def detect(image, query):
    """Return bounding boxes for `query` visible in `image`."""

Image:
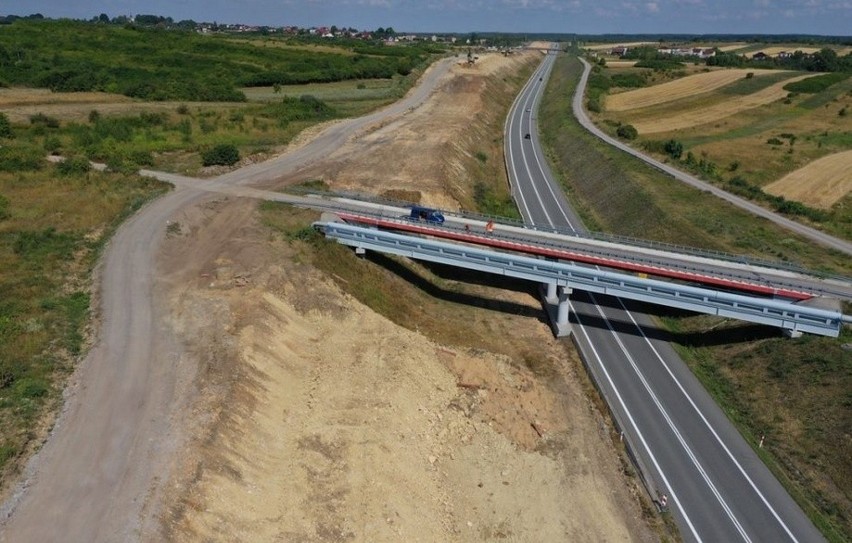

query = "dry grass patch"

[764,149,852,209]
[717,43,749,52]
[606,69,790,112]
[633,73,814,134]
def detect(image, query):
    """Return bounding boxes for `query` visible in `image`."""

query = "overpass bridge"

[316,220,851,338]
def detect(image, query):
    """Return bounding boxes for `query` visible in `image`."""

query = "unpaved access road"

[2,51,655,542]
[0,59,454,542]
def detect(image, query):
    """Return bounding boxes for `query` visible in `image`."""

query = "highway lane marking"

[506,69,539,225]
[524,58,578,231]
[615,298,802,543]
[569,299,704,543]
[587,294,752,542]
[516,67,555,226]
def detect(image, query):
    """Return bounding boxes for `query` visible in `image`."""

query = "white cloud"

[646,1,660,12]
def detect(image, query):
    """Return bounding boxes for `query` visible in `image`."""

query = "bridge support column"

[783,328,803,339]
[539,284,572,338]
[545,282,558,303]
[355,246,366,257]
[557,288,571,327]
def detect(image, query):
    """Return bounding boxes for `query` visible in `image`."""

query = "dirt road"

[2,51,655,542]
[0,59,455,543]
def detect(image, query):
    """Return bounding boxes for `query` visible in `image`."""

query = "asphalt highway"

[506,49,825,542]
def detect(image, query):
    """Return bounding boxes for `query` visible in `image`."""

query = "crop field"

[747,46,822,57]
[605,69,788,111]
[583,41,654,50]
[631,73,814,133]
[764,149,852,209]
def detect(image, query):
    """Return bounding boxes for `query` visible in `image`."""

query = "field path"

[574,57,852,256]
[0,57,454,543]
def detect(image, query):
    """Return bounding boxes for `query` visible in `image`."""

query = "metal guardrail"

[318,221,848,337]
[287,186,850,284]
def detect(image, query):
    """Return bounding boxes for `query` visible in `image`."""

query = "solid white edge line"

[615,298,801,543]
[587,295,752,542]
[570,299,704,543]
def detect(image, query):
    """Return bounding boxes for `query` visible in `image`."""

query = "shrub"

[0,145,43,172]
[664,139,683,159]
[745,72,754,79]
[176,104,190,115]
[766,137,783,145]
[616,124,638,140]
[0,113,12,138]
[56,155,92,175]
[201,144,240,166]
[29,113,60,128]
[88,110,101,123]
[0,194,10,220]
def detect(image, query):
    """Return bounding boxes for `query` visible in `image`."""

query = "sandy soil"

[764,149,852,209]
[155,51,657,542]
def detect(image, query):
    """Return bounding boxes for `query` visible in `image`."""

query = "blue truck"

[408,205,445,224]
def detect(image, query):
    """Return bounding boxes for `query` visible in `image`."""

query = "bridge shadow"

[570,293,781,347]
[367,253,547,324]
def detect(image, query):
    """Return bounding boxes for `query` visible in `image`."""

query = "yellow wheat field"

[764,150,852,209]
[632,73,813,134]
[606,69,783,112]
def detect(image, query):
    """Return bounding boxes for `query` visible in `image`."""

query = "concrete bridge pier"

[541,282,572,338]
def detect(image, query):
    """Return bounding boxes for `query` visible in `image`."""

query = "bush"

[664,139,683,159]
[0,113,12,138]
[201,144,240,166]
[0,194,10,220]
[766,137,783,145]
[29,113,60,128]
[616,124,638,140]
[56,155,91,175]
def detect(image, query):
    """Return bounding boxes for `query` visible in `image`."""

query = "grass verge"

[540,53,851,541]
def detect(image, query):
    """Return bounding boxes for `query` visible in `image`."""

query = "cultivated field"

[747,46,822,57]
[606,69,789,111]
[764,149,852,209]
[584,41,653,50]
[632,72,814,133]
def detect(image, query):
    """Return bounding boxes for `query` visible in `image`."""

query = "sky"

[2,0,851,36]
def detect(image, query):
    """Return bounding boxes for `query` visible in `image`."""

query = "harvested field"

[764,149,852,209]
[747,47,821,58]
[717,43,749,52]
[605,60,638,68]
[585,41,653,51]
[606,69,791,112]
[632,73,814,134]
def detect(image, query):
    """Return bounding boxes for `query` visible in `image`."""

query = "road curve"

[0,57,455,543]
[573,57,852,257]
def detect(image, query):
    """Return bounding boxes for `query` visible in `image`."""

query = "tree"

[98,13,109,23]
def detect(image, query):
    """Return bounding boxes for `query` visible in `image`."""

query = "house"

[752,51,769,60]
[610,46,628,57]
